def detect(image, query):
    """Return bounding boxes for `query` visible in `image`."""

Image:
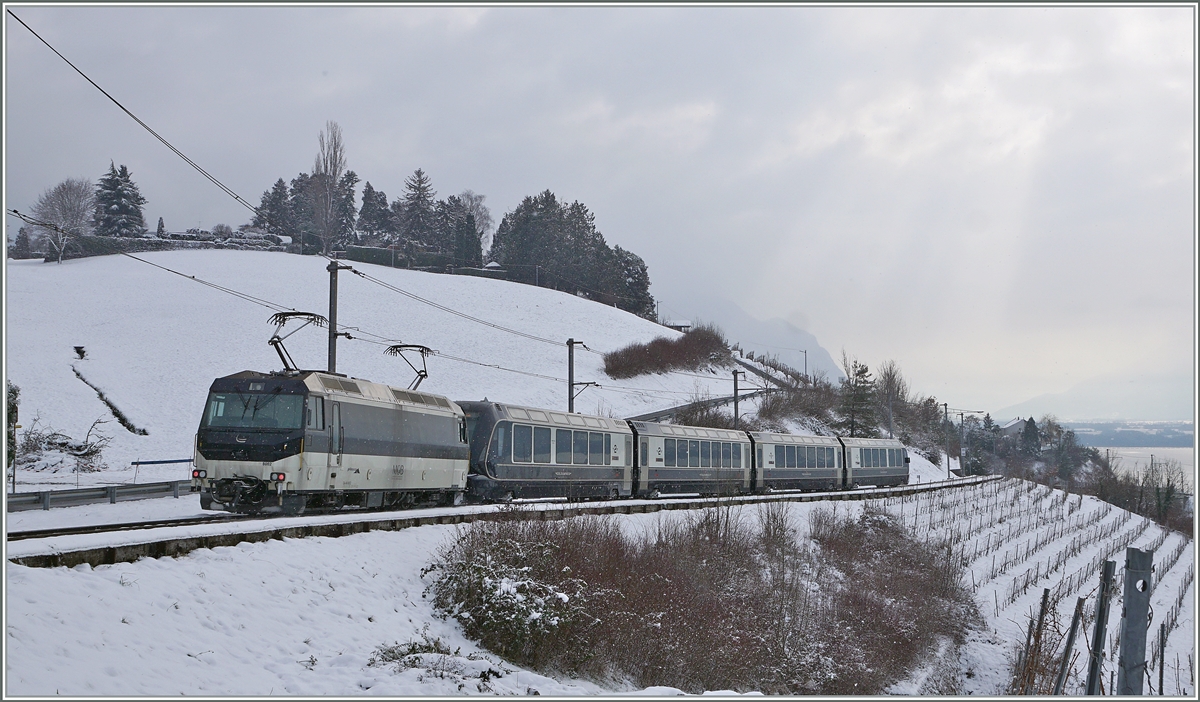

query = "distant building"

[663,319,692,333]
[1000,418,1026,438]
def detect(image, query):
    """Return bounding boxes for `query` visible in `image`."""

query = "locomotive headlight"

[192,469,207,479]
[271,472,286,482]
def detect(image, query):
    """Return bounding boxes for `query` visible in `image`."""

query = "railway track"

[6,514,253,542]
[7,475,1002,569]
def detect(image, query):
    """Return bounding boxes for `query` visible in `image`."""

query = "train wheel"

[199,492,213,510]
[498,491,514,504]
[649,489,661,500]
[610,488,619,500]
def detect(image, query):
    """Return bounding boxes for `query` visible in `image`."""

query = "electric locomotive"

[192,370,469,514]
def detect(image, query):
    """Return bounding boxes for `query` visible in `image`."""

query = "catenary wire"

[7,10,262,218]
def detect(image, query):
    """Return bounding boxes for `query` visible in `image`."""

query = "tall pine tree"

[253,178,295,240]
[93,163,147,237]
[357,181,391,243]
[488,190,656,318]
[396,168,437,247]
[835,356,879,438]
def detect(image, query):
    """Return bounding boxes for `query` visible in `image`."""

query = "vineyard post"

[1054,597,1086,695]
[1086,559,1117,695]
[1117,547,1153,695]
[1158,622,1165,695]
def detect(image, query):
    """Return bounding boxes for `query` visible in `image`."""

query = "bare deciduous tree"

[875,359,909,438]
[310,120,347,255]
[458,189,494,253]
[32,177,94,263]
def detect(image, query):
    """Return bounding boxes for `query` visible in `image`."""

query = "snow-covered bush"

[423,502,976,694]
[14,415,111,474]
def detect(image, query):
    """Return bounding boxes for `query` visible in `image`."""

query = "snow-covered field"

[5,479,1193,696]
[4,250,1194,695]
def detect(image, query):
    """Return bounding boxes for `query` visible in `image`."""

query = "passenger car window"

[664,438,676,467]
[574,431,589,465]
[557,429,572,464]
[513,424,533,463]
[534,426,552,463]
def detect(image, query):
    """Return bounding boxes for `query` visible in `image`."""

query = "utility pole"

[733,370,746,428]
[959,412,966,474]
[327,259,351,373]
[568,338,575,412]
[566,339,596,413]
[800,349,807,381]
[944,402,951,479]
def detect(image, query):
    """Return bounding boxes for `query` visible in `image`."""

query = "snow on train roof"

[748,432,842,446]
[304,372,461,413]
[497,403,632,433]
[631,422,749,441]
[838,436,906,447]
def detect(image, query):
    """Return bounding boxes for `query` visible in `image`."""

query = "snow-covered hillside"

[6,250,758,486]
[4,480,1193,696]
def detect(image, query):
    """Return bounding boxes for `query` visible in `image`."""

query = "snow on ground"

[4,478,1193,695]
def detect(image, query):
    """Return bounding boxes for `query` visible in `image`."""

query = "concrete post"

[1117,547,1154,695]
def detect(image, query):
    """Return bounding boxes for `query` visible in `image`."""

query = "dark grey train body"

[194,370,910,513]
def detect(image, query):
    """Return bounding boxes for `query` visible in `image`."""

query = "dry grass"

[423,502,977,693]
[603,324,731,379]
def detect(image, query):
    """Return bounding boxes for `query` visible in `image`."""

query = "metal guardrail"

[6,480,194,512]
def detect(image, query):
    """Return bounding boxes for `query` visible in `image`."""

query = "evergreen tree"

[93,162,147,237]
[332,170,359,249]
[156,217,166,237]
[455,212,483,267]
[11,227,32,259]
[835,356,879,438]
[1021,417,1040,456]
[357,181,391,243]
[252,178,295,240]
[6,381,18,470]
[398,168,437,247]
[609,245,655,318]
[489,190,656,318]
[288,173,318,254]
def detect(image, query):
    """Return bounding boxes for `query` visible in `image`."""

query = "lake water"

[1098,446,1195,493]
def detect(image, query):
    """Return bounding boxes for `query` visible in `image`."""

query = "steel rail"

[7,475,1002,569]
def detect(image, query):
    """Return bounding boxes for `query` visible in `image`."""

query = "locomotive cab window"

[306,396,325,430]
[202,391,304,430]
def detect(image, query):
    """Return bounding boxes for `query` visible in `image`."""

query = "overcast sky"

[4,4,1195,420]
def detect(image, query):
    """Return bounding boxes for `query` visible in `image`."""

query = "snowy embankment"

[4,479,1193,696]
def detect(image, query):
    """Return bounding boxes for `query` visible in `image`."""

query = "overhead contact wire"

[7,10,261,217]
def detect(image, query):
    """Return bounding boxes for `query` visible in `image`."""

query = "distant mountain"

[658,294,843,382]
[994,371,1194,423]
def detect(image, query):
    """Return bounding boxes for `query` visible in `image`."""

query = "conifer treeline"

[251,126,655,319]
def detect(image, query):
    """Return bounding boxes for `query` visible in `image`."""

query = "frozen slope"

[6,250,740,483]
